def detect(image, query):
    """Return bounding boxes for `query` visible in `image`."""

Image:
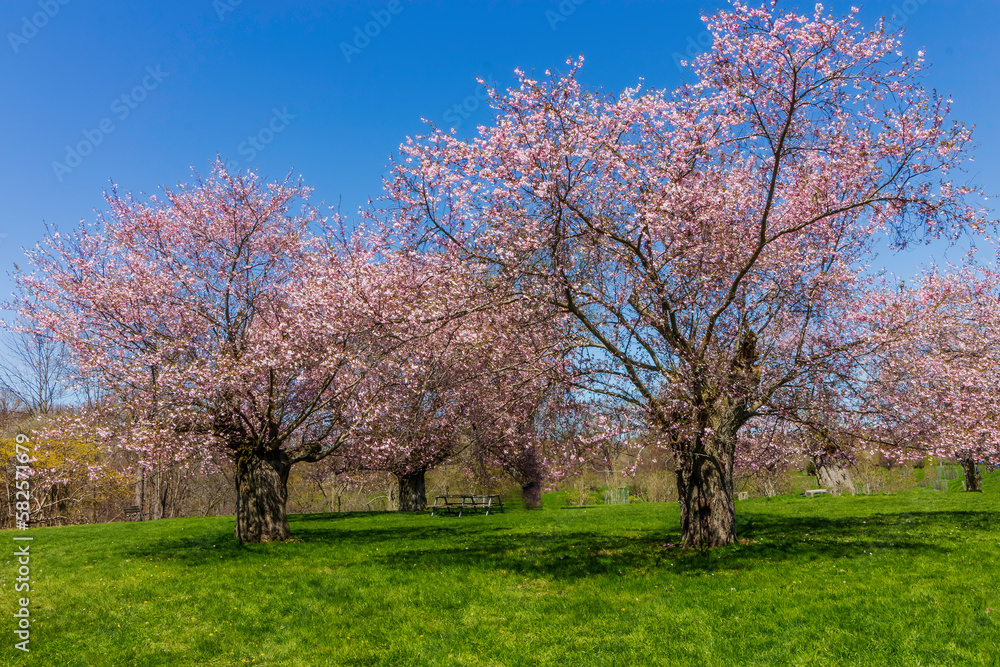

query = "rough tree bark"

[515,446,544,509]
[960,458,982,492]
[521,480,542,509]
[672,333,756,548]
[233,447,291,543]
[396,469,427,512]
[813,452,856,496]
[674,420,737,549]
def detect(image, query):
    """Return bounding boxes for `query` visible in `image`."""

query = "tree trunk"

[136,471,145,520]
[672,330,758,548]
[675,422,737,549]
[157,470,172,519]
[516,445,544,509]
[234,447,291,543]
[814,453,855,496]
[153,470,162,520]
[961,458,982,492]
[396,470,427,512]
[521,480,542,509]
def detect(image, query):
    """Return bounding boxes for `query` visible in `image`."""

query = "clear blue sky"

[1,0,997,310]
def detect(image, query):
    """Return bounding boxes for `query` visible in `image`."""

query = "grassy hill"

[3,473,999,666]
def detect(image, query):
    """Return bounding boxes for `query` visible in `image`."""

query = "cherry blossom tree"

[334,315,482,512]
[771,379,864,495]
[864,267,1000,491]
[12,162,427,542]
[466,372,578,508]
[734,417,797,497]
[332,256,572,510]
[383,3,991,546]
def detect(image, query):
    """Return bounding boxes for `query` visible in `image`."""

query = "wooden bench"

[804,489,828,498]
[123,505,145,521]
[431,495,504,517]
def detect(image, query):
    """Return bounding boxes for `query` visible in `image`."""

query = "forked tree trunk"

[673,334,758,548]
[234,447,291,543]
[675,423,737,549]
[814,453,855,496]
[397,470,427,512]
[961,458,982,492]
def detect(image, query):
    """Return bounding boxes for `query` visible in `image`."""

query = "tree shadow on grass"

[117,510,466,565]
[289,510,396,522]
[123,508,1000,581]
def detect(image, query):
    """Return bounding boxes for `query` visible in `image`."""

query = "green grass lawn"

[3,473,999,666]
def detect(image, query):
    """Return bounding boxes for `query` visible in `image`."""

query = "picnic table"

[431,495,504,517]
